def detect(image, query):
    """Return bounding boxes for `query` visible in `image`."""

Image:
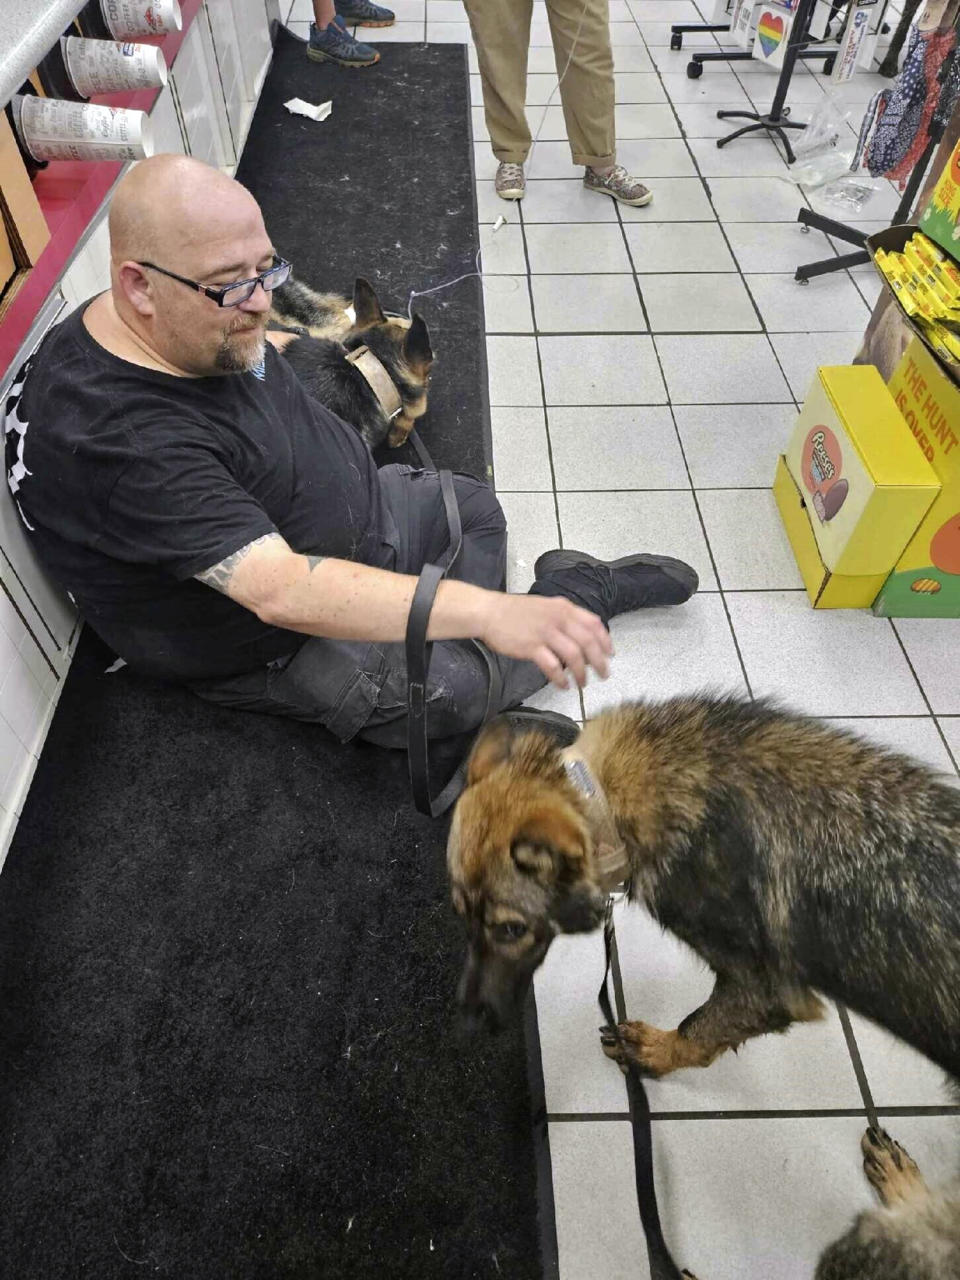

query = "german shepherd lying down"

[269,275,433,451]
[447,695,960,1279]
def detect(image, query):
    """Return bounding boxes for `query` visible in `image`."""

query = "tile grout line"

[619,224,751,665]
[616,14,929,1124]
[626,22,757,696]
[614,33,809,406]
[888,619,959,773]
[546,1103,960,1123]
[470,13,952,1185]
[516,170,589,720]
[709,47,875,407]
[525,988,562,1280]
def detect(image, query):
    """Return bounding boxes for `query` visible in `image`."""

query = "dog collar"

[558,746,630,891]
[345,345,403,421]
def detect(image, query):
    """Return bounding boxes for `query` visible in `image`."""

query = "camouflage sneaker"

[584,164,653,207]
[334,0,395,26]
[306,17,380,67]
[495,161,525,201]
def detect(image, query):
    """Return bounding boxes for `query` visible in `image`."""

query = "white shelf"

[0,1,86,112]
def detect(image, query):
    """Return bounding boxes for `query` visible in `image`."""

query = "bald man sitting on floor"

[4,154,697,749]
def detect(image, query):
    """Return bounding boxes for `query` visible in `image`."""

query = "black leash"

[404,430,501,817]
[401,431,685,1264]
[599,907,686,1280]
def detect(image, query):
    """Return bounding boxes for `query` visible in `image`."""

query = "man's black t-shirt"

[4,307,392,680]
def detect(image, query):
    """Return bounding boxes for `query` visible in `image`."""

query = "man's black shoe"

[530,549,698,624]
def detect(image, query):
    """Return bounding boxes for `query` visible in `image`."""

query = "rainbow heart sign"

[757,9,785,56]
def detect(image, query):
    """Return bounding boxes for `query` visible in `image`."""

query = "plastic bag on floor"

[791,90,857,163]
[792,149,858,188]
[790,88,886,211]
[809,171,887,213]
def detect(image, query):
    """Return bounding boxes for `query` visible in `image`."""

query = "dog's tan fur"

[269,275,432,449]
[448,695,960,1279]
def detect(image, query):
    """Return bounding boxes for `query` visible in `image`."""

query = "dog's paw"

[599,1020,681,1078]
[861,1127,927,1208]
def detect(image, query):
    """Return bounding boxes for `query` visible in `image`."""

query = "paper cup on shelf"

[62,37,168,97]
[13,95,154,163]
[100,0,182,38]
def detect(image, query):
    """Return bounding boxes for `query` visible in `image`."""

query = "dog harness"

[558,745,631,891]
[344,345,403,421]
[559,746,687,1279]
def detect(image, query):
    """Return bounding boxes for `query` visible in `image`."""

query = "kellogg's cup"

[13,95,154,163]
[63,37,168,97]
[99,0,182,38]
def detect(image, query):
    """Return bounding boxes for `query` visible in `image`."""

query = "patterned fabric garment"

[888,28,957,185]
[866,27,957,182]
[932,38,960,130]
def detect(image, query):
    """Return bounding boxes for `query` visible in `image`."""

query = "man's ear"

[116,261,155,317]
[353,277,386,328]
[466,717,514,785]
[403,313,433,372]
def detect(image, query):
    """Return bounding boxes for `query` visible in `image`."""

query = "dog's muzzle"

[455,934,548,1033]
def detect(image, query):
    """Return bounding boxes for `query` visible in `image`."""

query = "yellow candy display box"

[919,133,960,261]
[873,338,960,617]
[774,365,940,608]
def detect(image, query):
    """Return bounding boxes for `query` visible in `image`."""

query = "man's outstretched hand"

[477,593,613,689]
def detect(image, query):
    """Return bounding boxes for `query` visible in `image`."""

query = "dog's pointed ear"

[466,717,514,786]
[512,809,603,933]
[512,810,586,884]
[403,313,433,372]
[353,277,386,328]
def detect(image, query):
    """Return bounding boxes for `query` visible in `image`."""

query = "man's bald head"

[109,154,264,268]
[105,154,276,377]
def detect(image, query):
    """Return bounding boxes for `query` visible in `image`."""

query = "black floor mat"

[0,35,549,1280]
[234,29,492,480]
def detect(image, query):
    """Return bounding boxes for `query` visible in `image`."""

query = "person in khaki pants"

[463,0,652,205]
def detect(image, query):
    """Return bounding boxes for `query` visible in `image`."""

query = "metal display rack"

[671,0,894,76]
[670,0,839,77]
[795,25,960,281]
[713,0,837,161]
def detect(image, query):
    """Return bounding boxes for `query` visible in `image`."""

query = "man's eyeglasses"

[138,256,292,309]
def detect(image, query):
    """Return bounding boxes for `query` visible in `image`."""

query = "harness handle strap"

[406,562,446,816]
[599,912,685,1280]
[404,438,501,817]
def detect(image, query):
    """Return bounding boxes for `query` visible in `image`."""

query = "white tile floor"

[282,2,960,1275]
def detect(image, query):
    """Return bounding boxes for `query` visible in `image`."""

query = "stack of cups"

[13,0,183,164]
[98,0,182,38]
[61,37,168,98]
[12,95,154,164]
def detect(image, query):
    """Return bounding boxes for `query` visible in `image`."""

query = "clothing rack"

[795,27,960,282]
[879,0,923,75]
[670,0,838,77]
[713,0,840,161]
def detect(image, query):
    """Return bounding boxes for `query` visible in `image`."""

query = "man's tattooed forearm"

[196,532,282,594]
[306,555,326,572]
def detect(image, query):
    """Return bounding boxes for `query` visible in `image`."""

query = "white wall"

[0,0,275,863]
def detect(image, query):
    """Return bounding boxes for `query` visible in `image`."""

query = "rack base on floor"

[795,208,870,283]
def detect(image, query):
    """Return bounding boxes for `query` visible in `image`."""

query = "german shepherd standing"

[269,275,433,450]
[447,695,960,1278]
